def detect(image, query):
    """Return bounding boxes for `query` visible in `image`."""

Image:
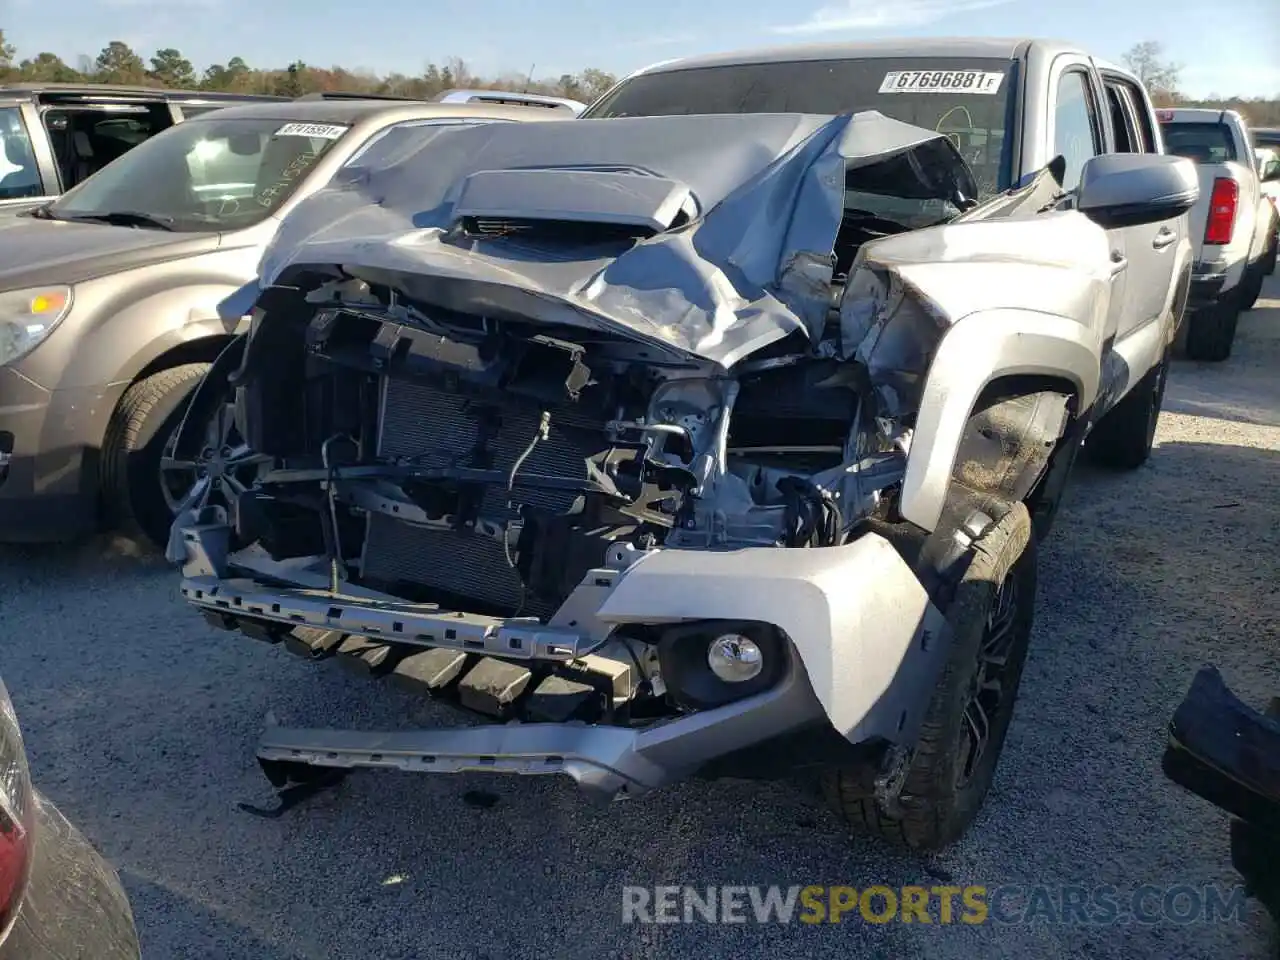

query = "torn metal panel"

[255,110,976,368]
[837,210,1114,417]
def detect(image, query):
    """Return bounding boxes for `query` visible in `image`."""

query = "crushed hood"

[254,111,976,368]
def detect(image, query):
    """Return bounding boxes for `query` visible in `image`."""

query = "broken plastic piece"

[457,658,534,716]
[391,648,470,694]
[238,765,348,819]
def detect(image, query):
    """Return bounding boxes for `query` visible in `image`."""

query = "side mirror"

[1262,159,1280,184]
[1076,154,1199,229]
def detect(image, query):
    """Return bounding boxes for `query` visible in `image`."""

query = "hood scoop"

[453,167,697,242]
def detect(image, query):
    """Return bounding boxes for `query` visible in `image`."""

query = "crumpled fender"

[595,534,952,747]
[168,282,263,460]
[217,280,262,324]
[169,335,246,462]
[899,306,1101,533]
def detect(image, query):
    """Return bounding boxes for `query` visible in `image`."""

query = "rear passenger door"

[1099,70,1182,341]
[1047,59,1132,347]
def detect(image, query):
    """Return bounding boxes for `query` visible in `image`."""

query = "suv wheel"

[1184,297,1240,362]
[822,503,1037,851]
[102,364,263,550]
[1085,351,1169,470]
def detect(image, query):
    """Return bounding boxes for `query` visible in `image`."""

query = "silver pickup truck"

[1158,107,1280,360]
[172,38,1195,850]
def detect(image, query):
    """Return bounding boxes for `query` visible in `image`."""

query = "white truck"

[1158,108,1280,361]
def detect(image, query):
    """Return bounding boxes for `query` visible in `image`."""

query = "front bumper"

[178,520,951,799]
[0,790,140,960]
[0,368,103,544]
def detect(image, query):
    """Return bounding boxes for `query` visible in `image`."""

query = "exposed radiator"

[361,376,606,617]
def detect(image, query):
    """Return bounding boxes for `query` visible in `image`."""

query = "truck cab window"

[1104,84,1138,152]
[1104,80,1156,154]
[1053,71,1101,191]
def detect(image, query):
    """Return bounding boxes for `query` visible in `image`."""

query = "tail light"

[0,680,33,943]
[1205,178,1239,245]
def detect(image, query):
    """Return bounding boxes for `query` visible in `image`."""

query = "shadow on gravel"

[122,872,309,960]
[1162,390,1280,429]
[0,533,165,582]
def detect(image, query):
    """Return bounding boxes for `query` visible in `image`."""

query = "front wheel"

[822,503,1037,851]
[102,364,266,550]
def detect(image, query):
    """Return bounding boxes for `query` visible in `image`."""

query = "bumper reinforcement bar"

[182,575,590,662]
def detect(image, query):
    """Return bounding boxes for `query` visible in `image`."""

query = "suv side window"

[1053,70,1102,191]
[0,106,45,200]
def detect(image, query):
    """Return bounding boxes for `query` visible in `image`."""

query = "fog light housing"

[658,620,785,711]
[707,634,764,683]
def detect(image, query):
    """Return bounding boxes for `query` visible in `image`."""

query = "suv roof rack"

[432,89,587,113]
[294,91,424,102]
[0,82,288,102]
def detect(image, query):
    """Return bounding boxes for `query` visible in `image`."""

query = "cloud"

[772,0,1015,35]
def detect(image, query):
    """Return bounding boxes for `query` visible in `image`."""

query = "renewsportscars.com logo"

[621,884,1250,926]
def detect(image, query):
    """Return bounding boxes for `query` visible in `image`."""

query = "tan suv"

[0,83,287,215]
[0,95,559,547]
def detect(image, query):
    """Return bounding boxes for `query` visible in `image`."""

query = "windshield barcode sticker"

[879,70,1005,94]
[274,122,349,139]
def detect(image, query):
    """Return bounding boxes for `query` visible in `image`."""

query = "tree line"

[1118,41,1278,125]
[2,33,1277,127]
[0,31,619,103]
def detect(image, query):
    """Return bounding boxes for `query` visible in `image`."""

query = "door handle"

[1153,228,1177,250]
[1109,250,1128,275]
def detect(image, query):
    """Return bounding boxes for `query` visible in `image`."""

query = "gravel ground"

[2,275,1279,960]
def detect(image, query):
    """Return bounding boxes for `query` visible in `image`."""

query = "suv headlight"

[0,679,34,943]
[0,286,73,366]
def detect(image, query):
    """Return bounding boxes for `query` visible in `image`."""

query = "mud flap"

[1162,665,1280,919]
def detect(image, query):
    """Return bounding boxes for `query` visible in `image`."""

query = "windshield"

[585,57,1015,196]
[1159,121,1238,163]
[48,116,350,231]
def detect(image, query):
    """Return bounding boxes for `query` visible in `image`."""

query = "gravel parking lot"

[2,275,1279,960]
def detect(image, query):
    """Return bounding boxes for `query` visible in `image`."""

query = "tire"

[1238,260,1265,312]
[101,363,210,550]
[1265,233,1278,277]
[822,503,1037,851]
[1085,352,1169,471]
[1184,297,1240,362]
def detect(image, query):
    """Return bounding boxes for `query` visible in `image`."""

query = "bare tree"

[1122,41,1183,100]
[0,29,15,72]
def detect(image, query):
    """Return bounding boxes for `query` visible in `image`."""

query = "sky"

[4,0,1279,98]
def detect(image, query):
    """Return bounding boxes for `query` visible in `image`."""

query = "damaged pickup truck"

[170,103,1197,849]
